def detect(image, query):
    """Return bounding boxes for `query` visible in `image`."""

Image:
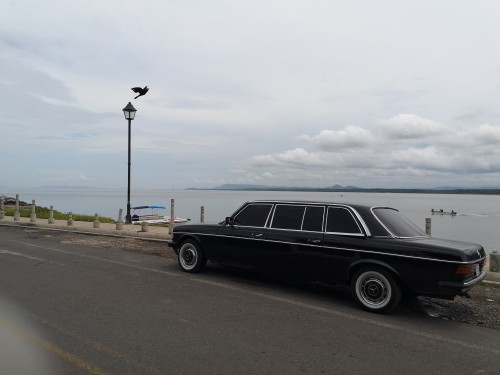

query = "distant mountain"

[209,184,362,190]
[326,184,361,190]
[213,184,275,190]
[433,186,467,190]
[188,183,361,191]
[39,185,99,189]
[186,184,500,195]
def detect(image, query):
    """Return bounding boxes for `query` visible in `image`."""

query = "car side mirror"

[225,217,235,226]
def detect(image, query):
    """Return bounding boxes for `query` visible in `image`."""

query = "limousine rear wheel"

[178,240,206,273]
[351,267,401,313]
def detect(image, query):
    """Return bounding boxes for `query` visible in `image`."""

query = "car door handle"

[307,239,321,244]
[252,233,263,238]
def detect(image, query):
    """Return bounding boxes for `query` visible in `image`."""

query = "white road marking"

[15,241,179,277]
[0,249,46,262]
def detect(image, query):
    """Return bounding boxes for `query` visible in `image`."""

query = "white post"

[169,198,175,235]
[116,208,124,230]
[67,212,74,226]
[425,218,431,236]
[93,213,100,228]
[48,205,54,224]
[14,194,20,221]
[30,200,37,222]
[490,251,499,272]
[0,196,4,220]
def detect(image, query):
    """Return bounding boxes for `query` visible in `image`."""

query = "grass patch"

[3,207,115,223]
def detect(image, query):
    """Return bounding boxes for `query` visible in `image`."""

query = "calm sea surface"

[2,188,499,254]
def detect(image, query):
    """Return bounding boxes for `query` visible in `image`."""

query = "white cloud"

[250,148,327,168]
[468,124,500,145]
[240,118,500,187]
[297,126,375,151]
[376,114,448,140]
[2,1,500,188]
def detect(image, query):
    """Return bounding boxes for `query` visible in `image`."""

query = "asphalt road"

[0,226,499,375]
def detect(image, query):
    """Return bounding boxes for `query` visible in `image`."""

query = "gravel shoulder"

[54,231,500,330]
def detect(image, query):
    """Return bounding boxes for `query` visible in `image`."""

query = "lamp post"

[122,102,137,224]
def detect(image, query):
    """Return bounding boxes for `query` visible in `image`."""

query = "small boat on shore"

[131,205,190,224]
[431,209,457,216]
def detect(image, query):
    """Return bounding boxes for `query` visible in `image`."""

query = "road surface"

[0,226,499,374]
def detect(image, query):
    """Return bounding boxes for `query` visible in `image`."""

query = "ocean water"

[1,188,499,254]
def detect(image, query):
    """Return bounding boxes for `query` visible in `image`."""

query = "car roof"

[246,199,392,211]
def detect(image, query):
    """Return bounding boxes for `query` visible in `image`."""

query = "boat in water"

[431,209,457,216]
[131,205,190,224]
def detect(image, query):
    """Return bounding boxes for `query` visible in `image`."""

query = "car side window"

[326,207,362,234]
[233,204,273,227]
[302,206,324,232]
[271,205,305,230]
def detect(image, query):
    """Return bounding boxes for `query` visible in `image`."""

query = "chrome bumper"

[439,271,487,295]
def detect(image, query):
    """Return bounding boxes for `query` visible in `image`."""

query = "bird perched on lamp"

[131,86,149,99]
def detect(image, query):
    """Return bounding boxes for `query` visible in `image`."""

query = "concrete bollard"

[116,208,124,230]
[425,218,431,236]
[93,213,100,228]
[490,251,500,272]
[169,199,175,235]
[200,206,205,223]
[0,196,4,220]
[141,221,149,232]
[30,200,37,222]
[48,205,54,224]
[67,212,74,226]
[14,194,20,221]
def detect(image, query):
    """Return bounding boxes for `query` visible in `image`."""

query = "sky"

[2,0,500,190]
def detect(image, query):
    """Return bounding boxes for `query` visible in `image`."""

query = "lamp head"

[122,102,137,120]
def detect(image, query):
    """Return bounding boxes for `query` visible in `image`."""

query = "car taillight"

[455,264,475,278]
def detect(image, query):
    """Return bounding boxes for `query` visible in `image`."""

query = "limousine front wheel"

[178,240,206,273]
[351,268,401,313]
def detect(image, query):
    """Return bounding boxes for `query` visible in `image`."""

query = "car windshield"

[372,207,426,237]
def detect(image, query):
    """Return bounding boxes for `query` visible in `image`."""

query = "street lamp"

[122,102,137,224]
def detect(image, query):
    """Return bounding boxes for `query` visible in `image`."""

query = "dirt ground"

[57,232,500,329]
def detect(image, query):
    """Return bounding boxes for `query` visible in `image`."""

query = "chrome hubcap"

[357,271,391,308]
[180,245,197,269]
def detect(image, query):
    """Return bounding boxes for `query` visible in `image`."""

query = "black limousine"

[168,200,487,313]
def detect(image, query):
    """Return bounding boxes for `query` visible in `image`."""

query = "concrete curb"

[485,272,500,283]
[0,219,171,241]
